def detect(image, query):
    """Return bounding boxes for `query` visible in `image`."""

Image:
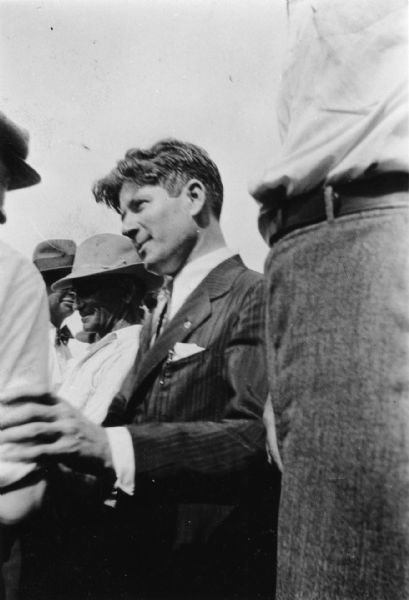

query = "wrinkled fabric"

[0,241,50,487]
[48,323,72,392]
[250,0,408,228]
[59,324,141,424]
[265,205,409,599]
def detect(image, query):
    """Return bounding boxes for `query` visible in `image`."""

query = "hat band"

[71,260,132,277]
[34,257,74,271]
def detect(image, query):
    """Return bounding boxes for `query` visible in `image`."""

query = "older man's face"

[47,287,75,324]
[73,277,128,338]
[0,159,9,224]
[42,271,75,327]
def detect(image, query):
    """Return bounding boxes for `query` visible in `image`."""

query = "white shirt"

[0,241,50,487]
[168,247,235,320]
[49,324,73,392]
[59,324,141,425]
[107,246,235,495]
[250,0,408,236]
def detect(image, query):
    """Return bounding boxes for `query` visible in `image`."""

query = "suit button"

[159,379,164,385]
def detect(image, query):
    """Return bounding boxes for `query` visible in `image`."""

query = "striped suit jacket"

[105,255,278,598]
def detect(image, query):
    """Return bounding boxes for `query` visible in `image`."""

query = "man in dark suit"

[0,139,279,599]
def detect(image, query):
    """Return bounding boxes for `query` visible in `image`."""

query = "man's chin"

[144,256,168,277]
[143,259,160,276]
[146,265,162,276]
[81,326,99,343]
[58,309,73,322]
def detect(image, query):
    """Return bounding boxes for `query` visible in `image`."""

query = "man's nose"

[121,212,140,240]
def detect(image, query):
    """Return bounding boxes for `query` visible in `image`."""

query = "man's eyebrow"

[129,196,150,208]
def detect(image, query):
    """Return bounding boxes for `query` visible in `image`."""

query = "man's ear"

[185,179,206,217]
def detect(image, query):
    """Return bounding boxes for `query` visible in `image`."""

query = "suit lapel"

[133,286,211,388]
[134,255,245,389]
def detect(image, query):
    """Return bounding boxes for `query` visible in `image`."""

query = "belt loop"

[324,186,336,223]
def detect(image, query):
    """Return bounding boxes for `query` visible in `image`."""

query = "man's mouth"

[136,237,150,257]
[61,291,75,306]
[62,297,74,305]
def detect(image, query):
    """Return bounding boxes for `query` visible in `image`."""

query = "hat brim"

[52,262,162,292]
[7,156,41,191]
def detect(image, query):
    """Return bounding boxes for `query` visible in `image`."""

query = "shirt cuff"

[105,427,135,496]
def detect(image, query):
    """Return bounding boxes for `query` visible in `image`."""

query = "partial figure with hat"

[54,233,161,424]
[33,239,78,391]
[0,112,48,534]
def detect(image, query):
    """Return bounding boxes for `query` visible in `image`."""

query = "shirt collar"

[85,323,141,356]
[168,246,235,320]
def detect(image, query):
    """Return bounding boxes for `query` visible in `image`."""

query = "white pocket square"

[170,342,206,361]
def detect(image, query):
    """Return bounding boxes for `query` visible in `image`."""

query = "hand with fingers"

[0,395,114,477]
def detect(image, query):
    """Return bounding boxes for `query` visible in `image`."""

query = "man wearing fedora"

[0,111,49,595]
[0,139,278,599]
[55,233,161,424]
[0,111,49,519]
[33,239,77,390]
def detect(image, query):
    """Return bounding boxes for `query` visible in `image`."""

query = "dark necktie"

[151,277,173,346]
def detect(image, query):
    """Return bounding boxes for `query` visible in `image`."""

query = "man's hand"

[263,395,283,472]
[0,396,113,476]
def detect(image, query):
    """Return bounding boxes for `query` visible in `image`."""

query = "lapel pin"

[184,320,192,329]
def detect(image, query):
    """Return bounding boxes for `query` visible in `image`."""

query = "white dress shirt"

[250,0,408,232]
[49,324,73,392]
[0,241,50,487]
[107,246,235,495]
[59,324,141,425]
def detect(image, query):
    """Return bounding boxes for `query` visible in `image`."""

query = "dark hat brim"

[52,262,162,292]
[7,155,41,191]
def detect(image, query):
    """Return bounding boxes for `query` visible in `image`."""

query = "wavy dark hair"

[92,138,224,220]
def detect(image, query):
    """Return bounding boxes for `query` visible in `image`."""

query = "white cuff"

[105,427,135,496]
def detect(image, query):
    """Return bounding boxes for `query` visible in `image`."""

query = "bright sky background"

[0,0,287,272]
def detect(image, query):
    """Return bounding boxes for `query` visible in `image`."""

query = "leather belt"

[266,172,409,246]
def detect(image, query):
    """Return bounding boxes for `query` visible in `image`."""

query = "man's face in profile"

[42,271,75,326]
[119,182,196,277]
[47,286,75,325]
